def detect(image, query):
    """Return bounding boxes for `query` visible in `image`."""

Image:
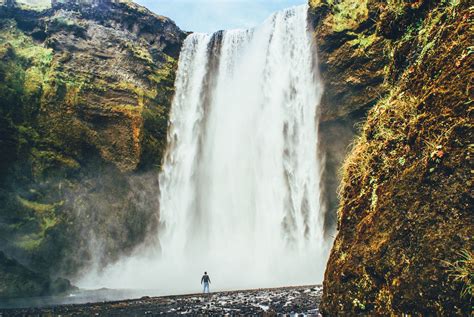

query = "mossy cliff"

[310,0,472,315]
[309,0,391,236]
[0,0,185,297]
[0,251,75,298]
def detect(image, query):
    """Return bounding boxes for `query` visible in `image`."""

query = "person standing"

[201,271,211,294]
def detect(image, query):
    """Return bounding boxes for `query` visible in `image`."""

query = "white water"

[79,5,328,294]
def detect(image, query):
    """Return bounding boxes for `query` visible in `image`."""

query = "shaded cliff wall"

[0,1,185,296]
[309,0,390,237]
[313,0,472,315]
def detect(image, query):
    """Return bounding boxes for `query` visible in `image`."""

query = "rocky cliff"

[311,0,472,315]
[0,0,185,297]
[310,0,390,237]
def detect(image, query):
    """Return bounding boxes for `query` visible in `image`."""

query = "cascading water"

[79,4,328,294]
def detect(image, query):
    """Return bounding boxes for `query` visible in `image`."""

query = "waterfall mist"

[79,4,328,294]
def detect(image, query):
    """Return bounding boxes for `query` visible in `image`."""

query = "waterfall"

[79,4,327,294]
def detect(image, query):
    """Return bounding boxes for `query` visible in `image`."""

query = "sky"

[135,0,307,33]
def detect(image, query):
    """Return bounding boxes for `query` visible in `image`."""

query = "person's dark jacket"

[201,274,211,284]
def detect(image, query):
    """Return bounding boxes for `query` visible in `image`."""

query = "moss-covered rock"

[309,0,392,235]
[0,0,185,295]
[319,0,473,315]
[0,251,75,298]
[0,251,49,298]
[309,0,389,123]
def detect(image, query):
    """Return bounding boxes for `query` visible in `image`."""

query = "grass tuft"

[443,249,474,299]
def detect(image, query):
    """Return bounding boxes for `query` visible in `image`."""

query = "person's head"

[204,271,207,275]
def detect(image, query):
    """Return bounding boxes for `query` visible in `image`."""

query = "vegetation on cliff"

[0,1,184,297]
[315,0,473,315]
[309,0,390,236]
[0,251,74,298]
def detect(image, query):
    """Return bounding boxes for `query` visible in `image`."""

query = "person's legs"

[203,282,209,293]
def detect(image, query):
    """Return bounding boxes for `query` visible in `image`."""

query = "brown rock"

[318,0,473,315]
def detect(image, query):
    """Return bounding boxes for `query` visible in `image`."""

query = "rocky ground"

[0,285,322,316]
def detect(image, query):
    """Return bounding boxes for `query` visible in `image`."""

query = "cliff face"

[313,0,472,315]
[310,0,390,236]
[0,1,185,297]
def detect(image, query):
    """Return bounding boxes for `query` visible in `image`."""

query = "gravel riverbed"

[0,285,322,316]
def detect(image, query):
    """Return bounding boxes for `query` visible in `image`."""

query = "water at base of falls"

[78,4,329,294]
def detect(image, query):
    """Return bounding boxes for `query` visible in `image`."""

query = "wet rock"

[0,252,75,298]
[309,0,391,238]
[0,285,325,317]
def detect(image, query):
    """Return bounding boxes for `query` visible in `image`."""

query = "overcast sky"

[135,0,307,33]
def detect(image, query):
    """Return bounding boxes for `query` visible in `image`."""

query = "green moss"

[352,298,366,311]
[442,0,461,17]
[17,196,56,214]
[16,0,51,11]
[31,149,81,176]
[126,42,154,64]
[326,0,369,32]
[148,55,177,86]
[18,125,40,143]
[16,234,43,251]
[49,16,87,37]
[0,20,53,67]
[0,20,57,186]
[308,0,324,9]
[370,180,378,211]
[24,66,44,94]
[110,81,151,106]
[414,10,443,65]
[137,54,177,170]
[18,44,53,66]
[0,19,53,115]
[348,33,377,49]
[385,0,406,18]
[42,215,58,230]
[14,196,62,252]
[52,16,76,27]
[110,104,141,112]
